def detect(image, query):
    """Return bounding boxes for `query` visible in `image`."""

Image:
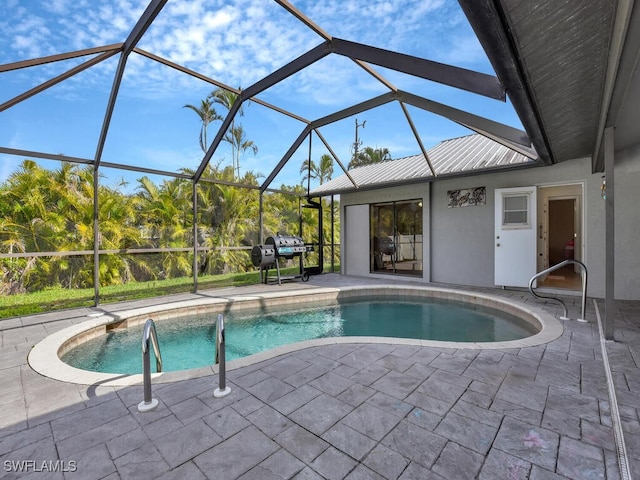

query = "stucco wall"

[614,144,640,299]
[343,205,370,277]
[338,153,640,300]
[430,158,597,290]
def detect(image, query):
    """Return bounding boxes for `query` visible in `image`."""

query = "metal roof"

[311,134,534,196]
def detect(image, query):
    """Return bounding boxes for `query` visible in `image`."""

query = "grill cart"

[251,235,311,284]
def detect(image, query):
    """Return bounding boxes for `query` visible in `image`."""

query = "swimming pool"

[28,285,563,386]
[61,296,538,374]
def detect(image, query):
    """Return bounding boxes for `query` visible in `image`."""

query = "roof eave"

[309,160,542,197]
[458,0,554,166]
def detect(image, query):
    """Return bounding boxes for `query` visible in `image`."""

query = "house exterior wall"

[430,157,595,289]
[343,204,370,277]
[337,152,640,300]
[615,144,640,299]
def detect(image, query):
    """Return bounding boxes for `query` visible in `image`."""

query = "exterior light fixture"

[601,176,606,200]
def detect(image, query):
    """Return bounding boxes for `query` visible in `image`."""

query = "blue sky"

[0,0,523,191]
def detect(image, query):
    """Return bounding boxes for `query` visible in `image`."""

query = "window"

[502,194,530,227]
[370,199,423,276]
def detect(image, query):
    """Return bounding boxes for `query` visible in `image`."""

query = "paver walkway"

[1,274,639,479]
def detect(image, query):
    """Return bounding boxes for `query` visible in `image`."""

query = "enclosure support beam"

[91,0,168,304]
[0,50,119,113]
[260,126,312,193]
[93,166,100,306]
[604,126,615,340]
[313,129,357,189]
[0,43,123,72]
[399,90,535,154]
[195,100,244,183]
[259,193,264,244]
[134,48,311,124]
[331,195,335,273]
[399,102,437,177]
[193,181,199,293]
[331,37,505,101]
[94,0,168,170]
[241,42,331,99]
[311,92,396,129]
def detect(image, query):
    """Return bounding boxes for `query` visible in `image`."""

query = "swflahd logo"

[4,460,77,473]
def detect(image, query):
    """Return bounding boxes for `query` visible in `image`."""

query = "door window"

[502,194,530,228]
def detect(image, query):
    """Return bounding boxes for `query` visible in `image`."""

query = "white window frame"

[501,193,531,229]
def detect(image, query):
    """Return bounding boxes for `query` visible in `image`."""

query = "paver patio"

[1,274,638,479]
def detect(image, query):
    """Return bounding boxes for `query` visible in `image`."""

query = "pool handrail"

[138,318,162,412]
[214,313,231,397]
[528,259,588,322]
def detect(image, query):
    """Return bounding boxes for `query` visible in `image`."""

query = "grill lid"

[265,235,306,257]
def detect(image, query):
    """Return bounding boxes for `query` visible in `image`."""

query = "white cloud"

[203,9,235,29]
[2,0,489,103]
[38,0,64,15]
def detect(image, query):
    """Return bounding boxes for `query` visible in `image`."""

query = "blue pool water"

[61,297,537,374]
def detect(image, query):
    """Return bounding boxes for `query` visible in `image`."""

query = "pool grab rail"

[138,318,162,412]
[214,313,231,398]
[528,259,588,322]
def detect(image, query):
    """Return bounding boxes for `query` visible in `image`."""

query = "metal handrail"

[528,259,588,322]
[138,318,162,412]
[214,313,231,398]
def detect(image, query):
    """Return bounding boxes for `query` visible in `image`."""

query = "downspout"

[259,192,264,244]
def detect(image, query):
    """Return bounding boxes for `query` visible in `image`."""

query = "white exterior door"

[494,186,537,287]
[344,205,370,276]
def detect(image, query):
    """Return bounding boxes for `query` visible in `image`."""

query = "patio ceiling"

[460,0,640,172]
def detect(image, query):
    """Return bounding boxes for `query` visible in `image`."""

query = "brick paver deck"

[1,274,638,479]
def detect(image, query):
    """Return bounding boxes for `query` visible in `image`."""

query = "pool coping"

[28,285,564,387]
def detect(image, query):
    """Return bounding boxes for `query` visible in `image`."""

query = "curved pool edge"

[28,285,563,387]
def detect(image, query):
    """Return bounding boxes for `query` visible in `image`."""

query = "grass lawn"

[0,265,338,320]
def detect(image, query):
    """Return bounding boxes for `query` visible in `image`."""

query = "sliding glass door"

[370,199,423,277]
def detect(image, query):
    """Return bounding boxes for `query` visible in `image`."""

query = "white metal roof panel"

[312,134,534,195]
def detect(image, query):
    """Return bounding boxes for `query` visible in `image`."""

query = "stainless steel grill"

[250,245,275,268]
[265,235,306,258]
[251,234,309,284]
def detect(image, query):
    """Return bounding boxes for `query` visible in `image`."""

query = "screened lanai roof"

[1,0,638,191]
[312,134,533,195]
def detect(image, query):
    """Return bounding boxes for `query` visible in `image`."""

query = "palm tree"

[135,176,192,279]
[225,125,258,180]
[0,161,144,292]
[208,87,256,179]
[183,98,222,153]
[209,88,244,118]
[348,146,391,169]
[300,154,333,185]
